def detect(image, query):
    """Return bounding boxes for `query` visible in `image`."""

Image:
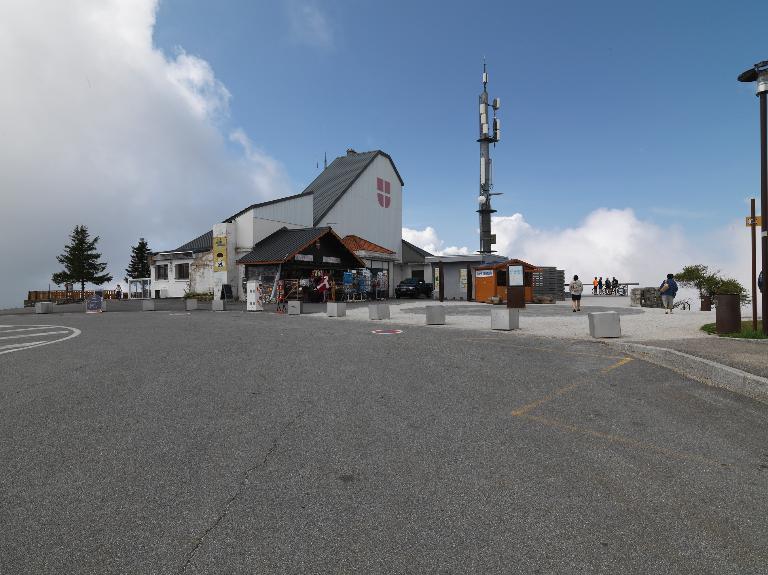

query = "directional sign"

[746,216,763,227]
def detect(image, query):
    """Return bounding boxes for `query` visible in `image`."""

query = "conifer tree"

[126,237,151,279]
[52,225,113,299]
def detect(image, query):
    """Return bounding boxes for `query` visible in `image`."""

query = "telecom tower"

[477,62,501,255]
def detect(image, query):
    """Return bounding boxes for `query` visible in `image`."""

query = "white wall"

[318,155,402,261]
[150,256,193,298]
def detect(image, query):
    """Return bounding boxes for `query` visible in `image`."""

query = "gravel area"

[340,297,717,341]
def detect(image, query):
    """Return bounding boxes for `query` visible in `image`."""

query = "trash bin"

[700,295,712,312]
[715,294,741,334]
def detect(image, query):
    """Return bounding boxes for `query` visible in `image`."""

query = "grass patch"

[701,321,767,339]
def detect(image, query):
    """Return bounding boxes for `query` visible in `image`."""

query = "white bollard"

[142,299,156,311]
[35,302,53,314]
[425,305,445,325]
[588,311,621,338]
[368,302,390,320]
[287,301,302,315]
[326,302,346,317]
[491,308,520,331]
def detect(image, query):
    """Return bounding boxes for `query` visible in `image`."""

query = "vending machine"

[246,280,263,311]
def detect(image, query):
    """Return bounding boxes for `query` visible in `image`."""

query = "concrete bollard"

[588,311,621,338]
[425,305,445,325]
[35,302,53,314]
[142,299,156,311]
[287,301,302,315]
[491,308,520,331]
[368,302,390,320]
[185,299,198,311]
[212,299,226,312]
[326,302,346,317]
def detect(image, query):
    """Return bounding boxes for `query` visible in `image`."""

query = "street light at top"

[738,60,768,336]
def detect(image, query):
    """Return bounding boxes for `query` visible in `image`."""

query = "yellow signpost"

[746,216,763,226]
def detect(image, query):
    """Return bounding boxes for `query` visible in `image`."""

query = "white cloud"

[0,0,290,307]
[402,226,471,256]
[405,208,754,290]
[287,1,333,48]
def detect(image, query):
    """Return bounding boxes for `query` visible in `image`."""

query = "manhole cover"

[371,329,402,335]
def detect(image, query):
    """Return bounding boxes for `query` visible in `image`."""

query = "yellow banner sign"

[213,235,227,271]
[746,216,763,227]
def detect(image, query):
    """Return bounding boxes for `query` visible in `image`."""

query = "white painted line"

[0,331,70,341]
[0,326,59,334]
[0,325,81,356]
[0,341,42,350]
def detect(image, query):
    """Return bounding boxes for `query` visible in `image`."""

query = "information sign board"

[508,265,524,287]
[86,292,103,313]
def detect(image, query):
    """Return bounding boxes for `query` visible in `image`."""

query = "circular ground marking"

[371,329,403,335]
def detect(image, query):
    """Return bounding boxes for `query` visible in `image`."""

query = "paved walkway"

[637,337,768,380]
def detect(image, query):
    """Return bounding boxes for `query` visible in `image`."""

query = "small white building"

[151,149,408,298]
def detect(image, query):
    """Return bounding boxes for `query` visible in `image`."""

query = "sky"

[1,0,766,308]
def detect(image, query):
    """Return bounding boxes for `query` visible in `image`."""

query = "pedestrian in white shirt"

[569,275,584,312]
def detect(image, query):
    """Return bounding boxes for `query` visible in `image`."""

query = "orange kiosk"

[473,259,538,304]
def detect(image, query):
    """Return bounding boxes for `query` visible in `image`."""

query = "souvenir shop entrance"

[237,227,371,304]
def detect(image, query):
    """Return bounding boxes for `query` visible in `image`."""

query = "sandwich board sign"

[86,291,103,313]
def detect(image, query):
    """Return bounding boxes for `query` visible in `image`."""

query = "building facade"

[150,149,407,299]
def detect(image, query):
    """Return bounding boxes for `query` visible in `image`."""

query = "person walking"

[659,273,679,314]
[569,275,584,312]
[592,277,598,295]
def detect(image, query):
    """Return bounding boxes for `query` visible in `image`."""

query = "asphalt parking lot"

[1,310,767,574]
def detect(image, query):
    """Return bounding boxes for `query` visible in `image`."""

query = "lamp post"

[738,61,768,336]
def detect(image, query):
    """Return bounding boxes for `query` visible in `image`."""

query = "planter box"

[142,300,156,311]
[185,299,198,311]
[491,308,519,331]
[35,302,53,314]
[212,299,226,312]
[588,311,621,338]
[425,305,445,325]
[287,301,302,315]
[368,303,390,320]
[326,302,346,317]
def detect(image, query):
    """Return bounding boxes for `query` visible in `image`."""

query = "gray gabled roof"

[301,150,404,225]
[223,192,309,223]
[401,239,433,263]
[174,230,212,253]
[237,227,330,264]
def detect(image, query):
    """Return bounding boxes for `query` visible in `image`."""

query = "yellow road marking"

[510,357,633,417]
[521,414,726,467]
[602,356,633,373]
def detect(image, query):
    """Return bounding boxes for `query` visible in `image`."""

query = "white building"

[150,149,417,299]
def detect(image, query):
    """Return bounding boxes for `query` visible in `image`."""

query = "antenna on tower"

[477,60,502,256]
[324,152,327,169]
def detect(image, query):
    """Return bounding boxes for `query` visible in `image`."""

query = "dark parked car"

[395,278,434,298]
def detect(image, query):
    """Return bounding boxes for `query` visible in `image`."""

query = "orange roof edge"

[342,234,395,255]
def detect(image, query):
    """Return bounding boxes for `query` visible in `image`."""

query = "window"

[412,269,425,281]
[496,270,507,287]
[175,263,190,280]
[155,264,168,280]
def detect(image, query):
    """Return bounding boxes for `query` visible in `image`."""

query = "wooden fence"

[27,290,127,303]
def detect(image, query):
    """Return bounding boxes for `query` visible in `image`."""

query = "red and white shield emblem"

[376,177,391,208]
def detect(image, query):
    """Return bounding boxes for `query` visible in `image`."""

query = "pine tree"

[52,225,113,300]
[126,237,151,279]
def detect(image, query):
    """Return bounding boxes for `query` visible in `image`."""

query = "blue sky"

[153,0,766,247]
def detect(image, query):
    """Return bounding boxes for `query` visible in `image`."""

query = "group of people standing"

[568,273,681,315]
[592,276,619,295]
